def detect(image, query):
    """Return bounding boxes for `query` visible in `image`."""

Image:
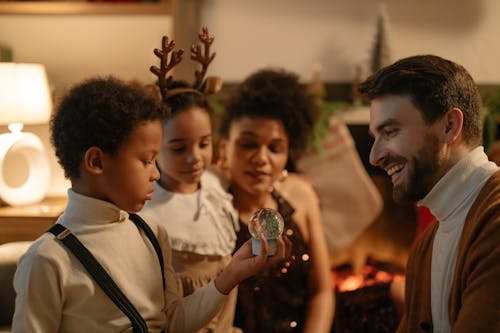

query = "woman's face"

[221,116,289,195]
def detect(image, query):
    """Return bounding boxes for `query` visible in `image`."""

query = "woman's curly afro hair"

[219,68,318,162]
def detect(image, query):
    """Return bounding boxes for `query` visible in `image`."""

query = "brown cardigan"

[397,170,500,333]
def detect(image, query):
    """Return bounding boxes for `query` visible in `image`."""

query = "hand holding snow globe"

[248,208,284,256]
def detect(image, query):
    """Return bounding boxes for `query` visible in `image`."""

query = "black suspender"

[48,213,165,333]
[129,213,165,290]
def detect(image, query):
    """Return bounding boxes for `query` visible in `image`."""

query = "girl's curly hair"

[163,80,213,118]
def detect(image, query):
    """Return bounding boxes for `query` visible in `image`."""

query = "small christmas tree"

[350,65,363,106]
[307,62,326,101]
[370,5,391,74]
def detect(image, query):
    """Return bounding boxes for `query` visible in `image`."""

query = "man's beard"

[393,134,442,203]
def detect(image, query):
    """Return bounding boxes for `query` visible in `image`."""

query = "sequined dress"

[233,189,312,333]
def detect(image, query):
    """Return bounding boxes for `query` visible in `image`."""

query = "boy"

[12,76,287,333]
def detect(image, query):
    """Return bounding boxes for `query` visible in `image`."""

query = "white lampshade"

[0,63,52,125]
[0,63,52,206]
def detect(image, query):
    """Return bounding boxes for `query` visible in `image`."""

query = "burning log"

[331,258,405,333]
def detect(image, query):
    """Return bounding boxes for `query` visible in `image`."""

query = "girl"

[141,80,241,333]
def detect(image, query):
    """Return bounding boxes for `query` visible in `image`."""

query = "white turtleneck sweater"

[12,189,226,333]
[420,146,498,333]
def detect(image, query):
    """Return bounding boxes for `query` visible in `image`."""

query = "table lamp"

[0,63,52,206]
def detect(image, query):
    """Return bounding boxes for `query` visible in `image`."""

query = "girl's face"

[156,106,213,193]
[220,116,289,196]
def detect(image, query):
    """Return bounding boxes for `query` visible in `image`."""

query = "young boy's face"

[156,106,213,193]
[100,120,162,212]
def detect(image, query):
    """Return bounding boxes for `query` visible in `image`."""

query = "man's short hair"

[359,54,482,146]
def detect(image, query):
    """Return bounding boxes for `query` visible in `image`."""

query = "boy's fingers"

[275,236,286,258]
[266,236,286,265]
[258,234,269,258]
[232,239,251,260]
[247,236,268,269]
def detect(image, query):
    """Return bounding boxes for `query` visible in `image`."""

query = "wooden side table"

[0,196,67,245]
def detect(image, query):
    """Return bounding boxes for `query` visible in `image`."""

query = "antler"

[150,36,184,100]
[191,26,216,90]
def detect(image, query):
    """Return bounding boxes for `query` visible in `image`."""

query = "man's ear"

[83,147,105,175]
[441,108,464,144]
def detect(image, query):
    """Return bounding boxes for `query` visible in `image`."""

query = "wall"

[2,0,500,196]
[202,0,498,84]
[0,13,172,196]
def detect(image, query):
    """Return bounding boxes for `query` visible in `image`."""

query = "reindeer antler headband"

[150,26,221,101]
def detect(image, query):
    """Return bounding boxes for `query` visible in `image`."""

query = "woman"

[217,68,334,333]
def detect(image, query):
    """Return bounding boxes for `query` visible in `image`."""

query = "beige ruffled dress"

[142,169,241,333]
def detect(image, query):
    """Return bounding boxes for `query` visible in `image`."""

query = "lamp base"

[0,131,50,206]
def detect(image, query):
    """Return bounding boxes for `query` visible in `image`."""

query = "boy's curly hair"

[219,68,318,162]
[51,76,165,179]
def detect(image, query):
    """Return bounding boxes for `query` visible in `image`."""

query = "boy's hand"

[214,235,292,295]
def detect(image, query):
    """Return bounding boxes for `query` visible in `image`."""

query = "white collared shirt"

[142,169,238,256]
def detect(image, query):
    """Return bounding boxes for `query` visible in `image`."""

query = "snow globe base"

[252,237,277,256]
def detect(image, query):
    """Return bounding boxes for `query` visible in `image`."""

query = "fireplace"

[329,169,419,332]
[332,256,406,333]
[329,173,419,272]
